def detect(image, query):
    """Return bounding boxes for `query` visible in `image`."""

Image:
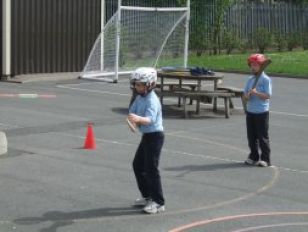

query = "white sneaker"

[244,158,258,165]
[257,160,269,167]
[143,201,165,214]
[134,198,151,206]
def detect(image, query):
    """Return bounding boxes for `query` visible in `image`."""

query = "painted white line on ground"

[231,222,308,232]
[57,85,130,96]
[232,106,308,118]
[169,212,308,232]
[270,110,308,118]
[167,132,247,153]
[58,132,134,147]
[0,122,22,129]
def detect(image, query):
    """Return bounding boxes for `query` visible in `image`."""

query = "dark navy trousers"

[246,111,271,165]
[133,132,165,205]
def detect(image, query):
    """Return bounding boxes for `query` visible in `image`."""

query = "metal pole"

[101,0,105,72]
[114,0,121,82]
[184,0,190,68]
[2,0,11,79]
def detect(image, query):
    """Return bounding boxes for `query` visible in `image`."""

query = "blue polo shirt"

[244,72,272,113]
[129,90,163,133]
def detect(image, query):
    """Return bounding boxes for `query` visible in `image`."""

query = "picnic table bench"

[155,89,234,118]
[157,71,224,112]
[216,85,245,110]
[156,82,198,105]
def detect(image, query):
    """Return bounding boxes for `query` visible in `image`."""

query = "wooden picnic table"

[157,71,224,113]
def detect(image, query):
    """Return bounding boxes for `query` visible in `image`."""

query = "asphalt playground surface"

[0,73,308,232]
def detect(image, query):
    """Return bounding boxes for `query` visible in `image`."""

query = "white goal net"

[80,2,190,82]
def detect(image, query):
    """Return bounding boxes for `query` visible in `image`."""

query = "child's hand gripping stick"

[126,118,137,133]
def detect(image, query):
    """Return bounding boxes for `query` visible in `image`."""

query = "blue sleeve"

[129,98,137,114]
[263,78,272,96]
[144,97,158,123]
[257,75,272,96]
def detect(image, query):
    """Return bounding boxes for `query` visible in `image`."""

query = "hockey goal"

[80,0,190,82]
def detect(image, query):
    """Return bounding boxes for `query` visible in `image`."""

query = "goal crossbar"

[120,6,188,12]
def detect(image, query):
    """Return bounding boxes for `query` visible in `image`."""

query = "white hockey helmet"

[130,67,157,87]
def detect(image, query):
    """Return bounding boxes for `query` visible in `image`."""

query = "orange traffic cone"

[83,122,96,149]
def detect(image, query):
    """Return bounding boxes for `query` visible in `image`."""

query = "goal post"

[80,0,190,82]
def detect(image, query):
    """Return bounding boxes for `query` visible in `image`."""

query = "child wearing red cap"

[243,54,272,167]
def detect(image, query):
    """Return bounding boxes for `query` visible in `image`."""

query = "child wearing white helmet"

[127,67,165,214]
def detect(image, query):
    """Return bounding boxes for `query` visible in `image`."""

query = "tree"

[212,0,234,55]
[186,0,214,55]
[254,27,272,53]
[222,28,239,54]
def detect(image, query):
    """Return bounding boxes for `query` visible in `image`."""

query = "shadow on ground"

[14,206,142,232]
[0,148,35,160]
[164,162,255,178]
[161,104,232,119]
[112,107,129,116]
[165,162,251,173]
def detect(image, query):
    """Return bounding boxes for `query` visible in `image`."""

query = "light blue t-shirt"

[244,72,272,113]
[129,90,163,133]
